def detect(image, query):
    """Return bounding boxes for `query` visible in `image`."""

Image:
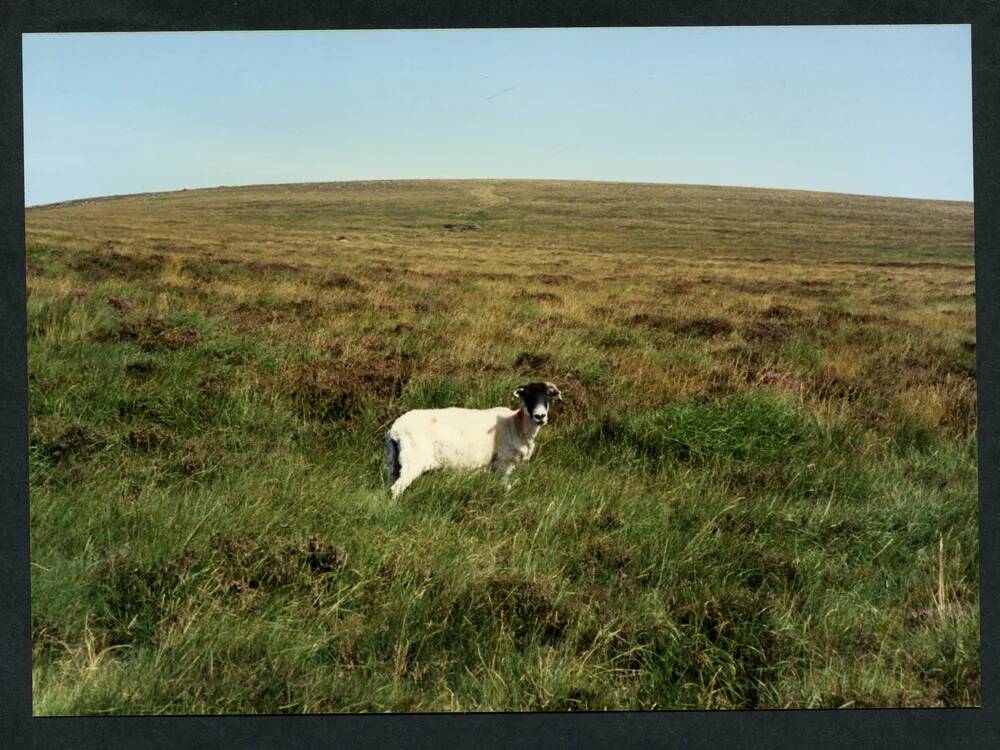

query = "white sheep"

[385,381,562,497]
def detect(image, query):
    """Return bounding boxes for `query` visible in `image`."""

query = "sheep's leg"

[498,462,516,491]
[390,465,422,498]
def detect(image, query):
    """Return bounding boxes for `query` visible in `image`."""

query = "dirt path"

[468,184,509,208]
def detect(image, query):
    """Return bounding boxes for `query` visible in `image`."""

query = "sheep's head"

[513,381,562,426]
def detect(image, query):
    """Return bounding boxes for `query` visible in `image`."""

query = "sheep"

[385,381,562,497]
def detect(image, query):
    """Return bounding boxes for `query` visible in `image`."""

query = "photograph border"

[2,1,997,747]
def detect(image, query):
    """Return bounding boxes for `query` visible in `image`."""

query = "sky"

[22,26,973,206]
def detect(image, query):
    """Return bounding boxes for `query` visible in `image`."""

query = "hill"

[25,180,978,712]
[28,178,973,262]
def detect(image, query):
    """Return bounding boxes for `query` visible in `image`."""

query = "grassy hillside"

[26,179,978,712]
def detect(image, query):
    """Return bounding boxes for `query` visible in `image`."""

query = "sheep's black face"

[514,381,562,426]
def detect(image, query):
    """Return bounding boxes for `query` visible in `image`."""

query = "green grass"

[26,179,978,713]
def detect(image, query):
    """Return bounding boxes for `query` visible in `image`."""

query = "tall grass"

[26,180,977,712]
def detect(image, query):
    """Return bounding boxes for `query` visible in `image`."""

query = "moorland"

[26,179,978,712]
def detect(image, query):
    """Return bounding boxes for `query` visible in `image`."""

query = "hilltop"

[26,179,973,268]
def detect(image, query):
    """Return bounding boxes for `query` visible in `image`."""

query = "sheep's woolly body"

[386,406,542,497]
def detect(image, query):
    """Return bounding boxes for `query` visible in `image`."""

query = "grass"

[26,179,978,713]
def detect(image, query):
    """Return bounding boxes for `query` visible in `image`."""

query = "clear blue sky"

[22,26,972,206]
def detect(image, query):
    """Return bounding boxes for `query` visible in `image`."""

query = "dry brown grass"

[26,181,977,480]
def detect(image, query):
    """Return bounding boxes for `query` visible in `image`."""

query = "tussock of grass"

[26,180,977,713]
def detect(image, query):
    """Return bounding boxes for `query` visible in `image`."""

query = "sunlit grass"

[26,179,977,713]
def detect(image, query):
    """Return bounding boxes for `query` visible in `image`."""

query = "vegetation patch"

[454,574,570,647]
[674,317,735,338]
[628,312,675,329]
[741,321,791,347]
[181,258,243,282]
[403,377,464,410]
[572,393,810,469]
[212,533,348,595]
[69,250,165,281]
[659,279,695,295]
[90,534,347,648]
[290,354,413,421]
[231,297,322,328]
[92,548,198,647]
[124,424,175,452]
[565,536,633,580]
[515,290,562,304]
[106,295,136,313]
[761,304,799,319]
[319,272,366,290]
[513,351,553,372]
[124,358,158,379]
[538,273,573,285]
[112,315,204,351]
[31,417,104,464]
